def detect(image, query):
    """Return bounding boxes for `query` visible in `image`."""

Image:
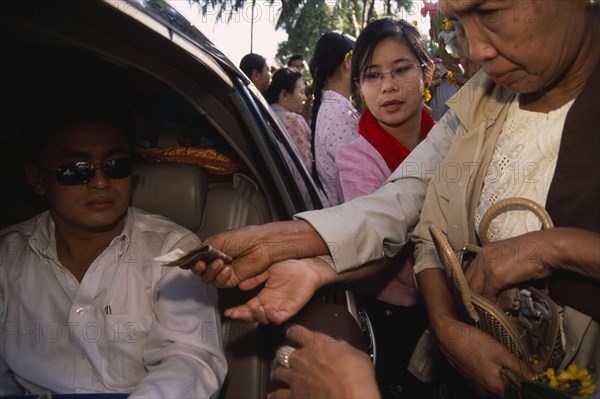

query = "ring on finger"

[275,345,296,369]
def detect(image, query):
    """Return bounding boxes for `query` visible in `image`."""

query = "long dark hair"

[351,18,432,83]
[263,67,303,105]
[309,31,355,138]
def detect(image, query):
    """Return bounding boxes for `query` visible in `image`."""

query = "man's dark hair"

[26,90,136,164]
[239,53,267,77]
[287,54,305,67]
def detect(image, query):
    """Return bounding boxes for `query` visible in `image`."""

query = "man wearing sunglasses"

[0,92,226,398]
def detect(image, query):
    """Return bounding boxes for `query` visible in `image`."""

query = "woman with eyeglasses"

[337,18,435,202]
[334,18,436,398]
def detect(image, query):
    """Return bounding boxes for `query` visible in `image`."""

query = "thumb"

[499,350,534,382]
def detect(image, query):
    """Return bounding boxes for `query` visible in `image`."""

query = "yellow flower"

[560,364,590,382]
[578,381,596,396]
[446,71,457,87]
[423,89,432,102]
[442,18,453,30]
[531,365,596,396]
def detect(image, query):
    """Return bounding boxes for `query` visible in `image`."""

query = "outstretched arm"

[192,110,459,288]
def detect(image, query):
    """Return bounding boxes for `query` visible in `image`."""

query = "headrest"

[131,163,207,232]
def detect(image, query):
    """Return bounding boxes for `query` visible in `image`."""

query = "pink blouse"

[314,90,360,206]
[271,103,313,170]
[337,135,419,307]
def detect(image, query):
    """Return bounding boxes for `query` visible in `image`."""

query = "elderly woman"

[411,0,600,396]
[196,1,599,397]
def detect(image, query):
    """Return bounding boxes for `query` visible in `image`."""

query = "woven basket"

[429,197,564,368]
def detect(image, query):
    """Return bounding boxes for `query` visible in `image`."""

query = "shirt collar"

[28,208,133,261]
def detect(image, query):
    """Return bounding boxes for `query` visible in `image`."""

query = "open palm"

[224,258,326,324]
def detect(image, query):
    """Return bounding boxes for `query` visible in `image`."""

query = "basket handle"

[429,225,479,321]
[479,197,554,245]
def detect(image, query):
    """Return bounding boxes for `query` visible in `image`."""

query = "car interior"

[1,2,326,397]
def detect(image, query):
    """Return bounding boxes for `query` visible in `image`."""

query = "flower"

[423,89,432,102]
[446,71,457,87]
[421,1,438,18]
[530,365,596,397]
[442,18,453,30]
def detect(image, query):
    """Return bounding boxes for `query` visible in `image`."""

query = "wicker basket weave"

[429,197,565,368]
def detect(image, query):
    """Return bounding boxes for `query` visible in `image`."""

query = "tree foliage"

[190,0,417,65]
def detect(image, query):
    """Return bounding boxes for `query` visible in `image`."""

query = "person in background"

[288,54,314,127]
[308,31,359,206]
[0,91,226,398]
[428,16,481,120]
[287,54,308,72]
[427,59,459,121]
[264,67,313,170]
[239,53,271,93]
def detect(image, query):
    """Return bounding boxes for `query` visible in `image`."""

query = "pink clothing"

[271,103,313,170]
[337,136,418,306]
[337,136,389,200]
[314,90,360,206]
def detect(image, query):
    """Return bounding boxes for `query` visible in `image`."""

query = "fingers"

[200,258,226,283]
[464,258,485,294]
[284,324,334,347]
[271,360,296,385]
[223,305,255,322]
[225,297,270,324]
[501,352,534,382]
[239,272,268,291]
[266,388,291,399]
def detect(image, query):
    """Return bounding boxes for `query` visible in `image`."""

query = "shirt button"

[76,307,84,315]
[80,353,86,359]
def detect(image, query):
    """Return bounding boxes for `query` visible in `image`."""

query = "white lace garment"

[475,97,575,242]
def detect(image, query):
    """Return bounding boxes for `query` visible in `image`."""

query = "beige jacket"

[411,71,599,381]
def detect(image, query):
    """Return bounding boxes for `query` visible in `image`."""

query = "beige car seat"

[132,162,272,399]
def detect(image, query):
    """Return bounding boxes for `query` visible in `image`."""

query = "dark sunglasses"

[50,158,133,186]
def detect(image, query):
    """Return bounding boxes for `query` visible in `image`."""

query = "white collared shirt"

[0,207,226,398]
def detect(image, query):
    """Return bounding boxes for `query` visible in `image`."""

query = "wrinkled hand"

[224,258,331,324]
[191,220,327,289]
[465,231,552,300]
[435,318,538,396]
[189,226,270,288]
[269,325,379,399]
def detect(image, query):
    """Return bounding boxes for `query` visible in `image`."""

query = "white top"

[0,208,226,398]
[475,98,574,241]
[314,90,360,206]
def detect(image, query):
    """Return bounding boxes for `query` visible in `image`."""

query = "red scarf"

[358,108,435,171]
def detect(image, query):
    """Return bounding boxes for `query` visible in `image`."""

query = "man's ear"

[250,69,260,83]
[25,165,46,196]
